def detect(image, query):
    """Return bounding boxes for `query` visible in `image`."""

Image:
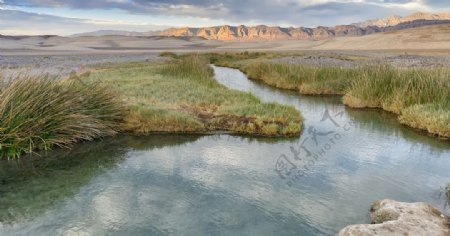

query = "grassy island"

[0,55,302,159]
[91,55,301,137]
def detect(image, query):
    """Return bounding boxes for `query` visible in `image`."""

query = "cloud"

[2,0,446,12]
[0,0,448,34]
[0,9,167,35]
[424,0,450,8]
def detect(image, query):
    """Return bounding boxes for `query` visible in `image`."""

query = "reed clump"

[0,75,124,159]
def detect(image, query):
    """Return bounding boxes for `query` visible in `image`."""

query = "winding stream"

[0,66,449,235]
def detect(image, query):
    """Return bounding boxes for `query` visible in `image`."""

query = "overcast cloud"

[0,0,448,35]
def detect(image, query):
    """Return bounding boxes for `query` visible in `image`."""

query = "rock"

[246,25,291,40]
[311,26,334,40]
[159,27,197,37]
[288,27,312,40]
[196,27,219,39]
[337,199,450,236]
[332,25,365,37]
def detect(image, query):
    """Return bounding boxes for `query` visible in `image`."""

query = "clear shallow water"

[0,66,449,236]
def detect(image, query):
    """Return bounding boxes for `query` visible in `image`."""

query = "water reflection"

[0,135,200,224]
[1,135,331,235]
[345,107,450,150]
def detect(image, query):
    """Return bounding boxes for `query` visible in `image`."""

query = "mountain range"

[66,12,450,41]
[157,12,450,41]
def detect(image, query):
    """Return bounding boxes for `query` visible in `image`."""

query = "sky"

[0,0,448,35]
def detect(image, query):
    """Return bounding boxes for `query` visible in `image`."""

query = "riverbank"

[0,55,302,159]
[209,52,450,139]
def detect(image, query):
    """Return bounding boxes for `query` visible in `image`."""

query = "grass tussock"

[89,55,302,137]
[208,52,450,138]
[0,76,124,159]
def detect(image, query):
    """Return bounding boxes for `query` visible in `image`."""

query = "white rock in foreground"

[338,199,449,236]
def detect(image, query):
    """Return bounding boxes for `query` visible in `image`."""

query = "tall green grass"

[344,66,450,113]
[0,76,124,159]
[242,61,357,95]
[343,65,450,138]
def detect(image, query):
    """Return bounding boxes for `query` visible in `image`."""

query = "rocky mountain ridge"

[158,12,450,41]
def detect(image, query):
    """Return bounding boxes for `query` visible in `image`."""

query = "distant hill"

[156,12,450,41]
[70,30,155,37]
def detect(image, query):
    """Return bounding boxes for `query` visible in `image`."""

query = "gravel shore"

[0,53,161,78]
[1,52,449,79]
[271,53,450,68]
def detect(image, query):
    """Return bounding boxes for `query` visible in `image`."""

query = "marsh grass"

[208,53,450,138]
[241,61,358,95]
[344,66,449,112]
[89,55,302,137]
[0,75,124,159]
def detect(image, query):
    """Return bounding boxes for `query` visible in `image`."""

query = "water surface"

[0,66,449,236]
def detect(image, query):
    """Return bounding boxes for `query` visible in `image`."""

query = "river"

[0,66,449,235]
